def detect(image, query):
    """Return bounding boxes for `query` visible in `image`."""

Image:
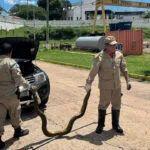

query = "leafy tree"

[61,0,72,20]
[37,0,72,20]
[0,5,5,14]
[144,11,150,18]
[0,6,3,13]
[9,4,20,15]
[9,4,46,20]
[49,0,63,20]
[37,0,46,9]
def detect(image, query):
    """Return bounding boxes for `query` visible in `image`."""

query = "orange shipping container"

[106,30,143,55]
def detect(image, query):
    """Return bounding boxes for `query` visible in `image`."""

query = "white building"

[66,0,146,21]
[66,0,105,21]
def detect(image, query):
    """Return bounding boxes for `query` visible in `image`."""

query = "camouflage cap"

[105,36,117,45]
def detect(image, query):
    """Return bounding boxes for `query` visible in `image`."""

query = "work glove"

[126,82,131,90]
[84,83,91,92]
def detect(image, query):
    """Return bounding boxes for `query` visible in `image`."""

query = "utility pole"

[33,6,36,40]
[27,0,29,21]
[80,0,82,19]
[46,0,50,49]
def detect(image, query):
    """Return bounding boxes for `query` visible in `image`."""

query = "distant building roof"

[72,2,82,6]
[115,11,145,15]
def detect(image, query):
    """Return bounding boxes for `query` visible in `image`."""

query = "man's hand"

[84,83,91,92]
[127,83,131,90]
[30,85,40,91]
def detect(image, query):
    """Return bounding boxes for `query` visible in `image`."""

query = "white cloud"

[4,0,36,5]
[4,0,16,5]
[20,0,36,5]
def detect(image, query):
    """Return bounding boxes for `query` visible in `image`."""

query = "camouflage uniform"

[0,55,30,136]
[86,50,127,110]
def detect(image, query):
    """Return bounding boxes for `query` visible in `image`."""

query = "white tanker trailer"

[75,36,105,52]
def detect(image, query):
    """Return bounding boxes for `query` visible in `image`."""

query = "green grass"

[0,27,34,37]
[125,53,150,76]
[1,26,150,77]
[37,49,150,76]
[37,49,94,68]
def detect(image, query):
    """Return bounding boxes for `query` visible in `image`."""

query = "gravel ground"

[1,61,150,150]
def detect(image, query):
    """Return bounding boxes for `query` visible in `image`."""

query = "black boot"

[96,109,106,134]
[14,126,29,138]
[112,109,123,134]
[0,136,5,149]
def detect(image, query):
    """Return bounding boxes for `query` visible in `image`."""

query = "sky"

[0,0,150,14]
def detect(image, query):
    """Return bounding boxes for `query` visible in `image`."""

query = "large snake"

[31,88,91,137]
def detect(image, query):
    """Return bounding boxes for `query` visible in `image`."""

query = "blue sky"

[0,0,150,13]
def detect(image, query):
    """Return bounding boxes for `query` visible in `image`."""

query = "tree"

[9,4,46,20]
[49,0,63,20]
[37,0,72,20]
[0,6,3,14]
[37,0,46,9]
[144,11,150,18]
[9,4,20,15]
[0,5,8,14]
[61,0,72,20]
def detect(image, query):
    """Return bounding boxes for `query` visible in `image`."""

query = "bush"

[28,26,106,41]
[28,30,46,41]
[49,27,75,39]
[74,28,90,37]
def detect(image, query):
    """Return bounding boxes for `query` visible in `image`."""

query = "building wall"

[67,0,107,21]
[115,14,145,20]
[67,5,82,20]
[67,0,146,21]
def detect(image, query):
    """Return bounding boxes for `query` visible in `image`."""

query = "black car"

[0,37,50,107]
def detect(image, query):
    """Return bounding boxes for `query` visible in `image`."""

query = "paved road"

[2,61,150,150]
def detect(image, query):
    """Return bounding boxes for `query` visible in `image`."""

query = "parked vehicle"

[0,37,50,107]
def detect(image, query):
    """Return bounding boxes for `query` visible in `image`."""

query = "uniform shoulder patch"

[92,52,103,65]
[94,51,103,59]
[13,63,19,69]
[116,51,123,56]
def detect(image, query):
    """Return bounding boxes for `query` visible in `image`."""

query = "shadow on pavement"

[63,129,124,146]
[5,105,47,125]
[1,137,18,150]
[2,106,47,150]
[21,105,47,122]
[17,122,124,150]
[17,137,60,150]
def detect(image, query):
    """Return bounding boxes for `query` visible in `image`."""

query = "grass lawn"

[37,49,150,77]
[37,49,94,69]
[125,53,150,76]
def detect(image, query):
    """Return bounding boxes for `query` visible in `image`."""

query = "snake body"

[32,90,91,137]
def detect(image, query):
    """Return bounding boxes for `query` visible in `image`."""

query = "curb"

[129,73,150,81]
[38,59,91,69]
[38,59,150,81]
